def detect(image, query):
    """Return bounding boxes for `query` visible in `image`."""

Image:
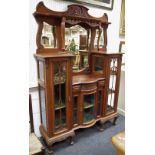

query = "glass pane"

[53,62,67,131]
[39,61,44,81]
[94,56,104,74]
[83,94,95,123]
[41,22,57,48]
[40,87,47,130]
[84,108,94,123]
[73,97,78,125]
[55,110,60,129]
[107,58,118,112]
[107,93,115,112]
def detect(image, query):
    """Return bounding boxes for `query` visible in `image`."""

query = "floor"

[41,115,125,155]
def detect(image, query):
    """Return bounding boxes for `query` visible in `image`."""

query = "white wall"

[29,0,125,136]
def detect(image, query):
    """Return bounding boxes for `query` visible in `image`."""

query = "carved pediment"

[65,5,90,18]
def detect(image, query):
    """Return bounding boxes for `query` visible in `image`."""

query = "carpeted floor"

[41,115,125,155]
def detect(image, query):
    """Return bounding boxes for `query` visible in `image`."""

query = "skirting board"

[117,108,125,116]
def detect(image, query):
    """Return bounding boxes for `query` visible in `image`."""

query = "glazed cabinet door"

[51,58,72,134]
[82,92,97,124]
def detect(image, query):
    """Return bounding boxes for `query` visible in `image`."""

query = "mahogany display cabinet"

[33,2,123,153]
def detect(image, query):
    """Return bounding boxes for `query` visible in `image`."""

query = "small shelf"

[84,103,94,109]
[55,103,66,110]
[54,81,66,85]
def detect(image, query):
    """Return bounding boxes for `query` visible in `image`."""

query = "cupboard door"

[83,93,96,124]
[53,61,68,132]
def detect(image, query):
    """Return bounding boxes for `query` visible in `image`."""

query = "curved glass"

[83,94,95,123]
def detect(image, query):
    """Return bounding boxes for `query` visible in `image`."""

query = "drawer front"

[73,85,81,93]
[98,80,105,87]
[81,83,97,91]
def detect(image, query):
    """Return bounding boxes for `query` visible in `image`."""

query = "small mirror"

[41,22,57,48]
[65,25,89,72]
[94,56,104,74]
[94,29,104,49]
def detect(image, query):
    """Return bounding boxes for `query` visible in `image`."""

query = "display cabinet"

[33,2,123,153]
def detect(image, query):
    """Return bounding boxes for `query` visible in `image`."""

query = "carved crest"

[65,5,89,18]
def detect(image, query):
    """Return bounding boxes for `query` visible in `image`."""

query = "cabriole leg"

[47,144,53,154]
[69,134,75,145]
[99,121,107,131]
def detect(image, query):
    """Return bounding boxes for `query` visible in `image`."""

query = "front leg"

[99,120,107,131]
[47,144,53,154]
[68,135,75,145]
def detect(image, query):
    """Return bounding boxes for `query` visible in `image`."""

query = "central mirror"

[65,25,90,72]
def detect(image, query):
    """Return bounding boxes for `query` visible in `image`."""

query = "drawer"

[98,80,105,87]
[81,83,97,91]
[73,85,81,92]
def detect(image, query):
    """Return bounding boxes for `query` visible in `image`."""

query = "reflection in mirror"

[94,56,104,74]
[94,29,104,49]
[65,25,89,72]
[41,22,57,48]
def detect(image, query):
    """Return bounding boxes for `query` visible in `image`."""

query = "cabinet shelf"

[84,104,94,109]
[55,103,66,110]
[54,81,65,85]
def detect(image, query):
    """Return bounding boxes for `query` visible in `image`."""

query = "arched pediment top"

[65,4,108,22]
[34,2,109,24]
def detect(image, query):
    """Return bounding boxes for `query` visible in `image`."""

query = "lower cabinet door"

[82,93,96,124]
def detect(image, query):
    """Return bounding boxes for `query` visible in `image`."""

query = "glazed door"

[51,59,72,134]
[82,91,97,124]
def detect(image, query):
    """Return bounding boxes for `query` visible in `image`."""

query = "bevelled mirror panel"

[41,22,57,48]
[65,25,89,72]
